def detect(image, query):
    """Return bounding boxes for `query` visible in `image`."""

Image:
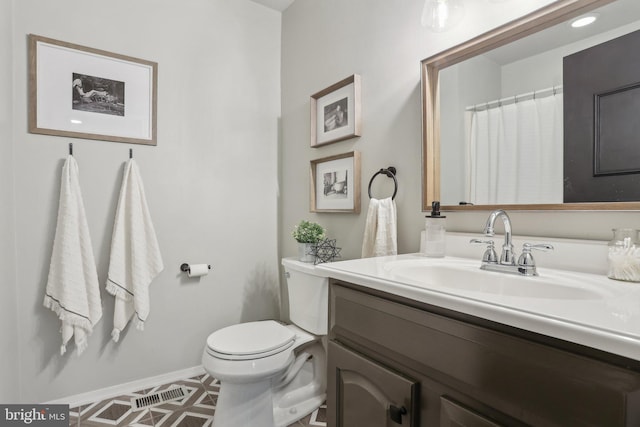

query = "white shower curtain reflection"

[466,92,563,205]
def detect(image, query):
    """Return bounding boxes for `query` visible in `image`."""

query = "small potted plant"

[292,220,326,262]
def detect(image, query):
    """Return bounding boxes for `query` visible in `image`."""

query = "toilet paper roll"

[187,264,209,278]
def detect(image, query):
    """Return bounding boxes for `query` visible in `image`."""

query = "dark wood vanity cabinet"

[327,280,640,427]
[329,341,417,426]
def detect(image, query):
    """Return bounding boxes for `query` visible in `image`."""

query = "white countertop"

[316,253,640,362]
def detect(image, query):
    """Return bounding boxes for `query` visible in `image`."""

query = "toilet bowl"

[202,258,328,427]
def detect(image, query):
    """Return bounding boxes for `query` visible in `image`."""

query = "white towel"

[44,155,102,356]
[106,159,163,342]
[361,197,397,258]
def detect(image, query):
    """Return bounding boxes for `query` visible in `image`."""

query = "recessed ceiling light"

[571,14,598,28]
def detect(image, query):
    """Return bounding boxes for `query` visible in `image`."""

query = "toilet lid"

[206,320,296,360]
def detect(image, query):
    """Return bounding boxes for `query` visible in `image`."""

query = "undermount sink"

[384,257,608,300]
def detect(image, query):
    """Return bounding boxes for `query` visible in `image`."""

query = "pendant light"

[421,0,465,32]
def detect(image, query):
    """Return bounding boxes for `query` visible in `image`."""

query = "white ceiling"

[249,0,295,12]
[249,0,639,60]
[485,0,640,65]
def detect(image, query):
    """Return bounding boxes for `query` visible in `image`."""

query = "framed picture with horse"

[28,34,158,145]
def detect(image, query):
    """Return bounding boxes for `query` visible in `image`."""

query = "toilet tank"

[281,258,329,335]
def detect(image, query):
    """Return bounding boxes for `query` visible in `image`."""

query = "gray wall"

[3,0,281,402]
[1,0,19,404]
[280,0,640,263]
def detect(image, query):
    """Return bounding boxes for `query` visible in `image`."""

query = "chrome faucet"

[483,209,515,265]
[471,209,553,276]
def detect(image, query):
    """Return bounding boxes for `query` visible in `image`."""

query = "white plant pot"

[297,242,316,263]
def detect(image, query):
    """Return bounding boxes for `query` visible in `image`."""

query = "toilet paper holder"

[180,263,212,273]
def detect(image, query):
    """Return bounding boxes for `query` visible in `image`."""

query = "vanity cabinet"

[327,280,640,427]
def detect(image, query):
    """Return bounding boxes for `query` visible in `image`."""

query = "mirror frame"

[421,0,640,212]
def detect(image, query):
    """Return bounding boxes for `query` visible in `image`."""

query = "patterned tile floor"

[68,373,326,427]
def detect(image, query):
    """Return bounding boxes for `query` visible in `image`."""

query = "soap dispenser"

[424,201,446,257]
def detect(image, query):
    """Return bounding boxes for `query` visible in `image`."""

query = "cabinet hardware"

[389,405,407,424]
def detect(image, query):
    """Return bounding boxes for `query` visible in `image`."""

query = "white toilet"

[202,258,328,427]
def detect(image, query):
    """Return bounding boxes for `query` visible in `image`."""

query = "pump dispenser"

[424,201,446,257]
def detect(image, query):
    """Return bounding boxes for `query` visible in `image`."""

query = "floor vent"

[131,386,188,410]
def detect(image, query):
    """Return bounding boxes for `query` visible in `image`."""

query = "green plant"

[292,220,326,243]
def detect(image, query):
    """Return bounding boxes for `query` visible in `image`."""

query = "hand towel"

[44,155,102,356]
[361,197,397,258]
[106,159,163,342]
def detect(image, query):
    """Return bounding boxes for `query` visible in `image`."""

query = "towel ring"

[368,167,398,200]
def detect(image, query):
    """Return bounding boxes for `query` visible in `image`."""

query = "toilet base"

[273,392,325,427]
[211,340,326,427]
[214,379,275,427]
[213,375,325,427]
[272,340,326,427]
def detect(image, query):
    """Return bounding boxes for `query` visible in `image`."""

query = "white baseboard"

[46,365,206,407]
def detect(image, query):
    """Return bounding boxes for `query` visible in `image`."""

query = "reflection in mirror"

[422,0,640,211]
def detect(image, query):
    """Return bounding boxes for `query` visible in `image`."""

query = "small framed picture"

[310,151,361,213]
[28,34,158,145]
[311,74,361,147]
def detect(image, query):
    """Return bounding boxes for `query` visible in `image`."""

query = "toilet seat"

[206,320,296,361]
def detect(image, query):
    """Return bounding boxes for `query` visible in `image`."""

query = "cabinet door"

[328,341,418,427]
[440,397,503,427]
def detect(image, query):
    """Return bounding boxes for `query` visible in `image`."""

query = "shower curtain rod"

[465,85,563,112]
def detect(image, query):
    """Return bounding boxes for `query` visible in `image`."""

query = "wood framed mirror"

[421,0,640,211]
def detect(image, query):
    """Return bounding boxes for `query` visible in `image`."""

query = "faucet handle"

[518,243,554,271]
[470,239,498,263]
[470,238,493,245]
[522,243,554,253]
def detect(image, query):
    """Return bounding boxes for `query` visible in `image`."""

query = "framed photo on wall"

[310,151,361,213]
[311,74,361,147]
[28,34,158,145]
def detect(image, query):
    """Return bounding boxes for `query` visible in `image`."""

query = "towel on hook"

[106,159,163,342]
[361,197,397,258]
[44,155,102,356]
